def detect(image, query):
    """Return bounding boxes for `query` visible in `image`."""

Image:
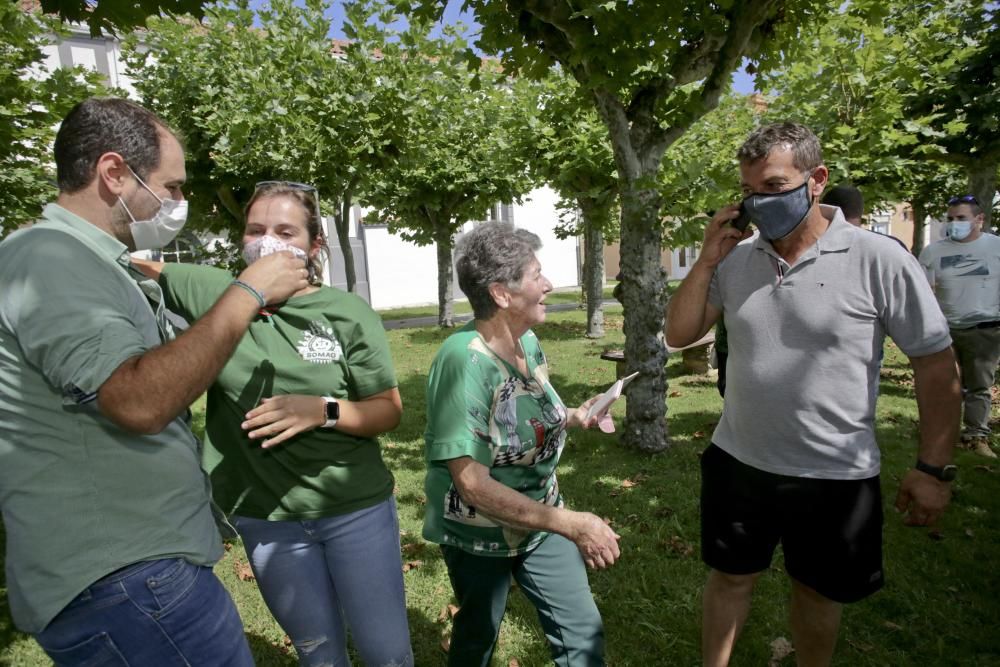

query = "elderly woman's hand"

[566,511,621,569]
[568,396,615,433]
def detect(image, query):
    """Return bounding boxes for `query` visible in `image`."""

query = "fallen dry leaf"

[402,560,424,573]
[965,529,975,538]
[668,391,682,398]
[283,635,292,646]
[509,660,521,667]
[402,542,426,556]
[883,621,903,631]
[621,479,636,488]
[692,431,706,439]
[233,559,255,582]
[768,636,795,666]
[437,603,460,622]
[659,535,695,557]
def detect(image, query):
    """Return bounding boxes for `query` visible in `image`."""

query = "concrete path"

[382,299,620,330]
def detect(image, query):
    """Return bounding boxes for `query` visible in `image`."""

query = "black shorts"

[700,444,884,604]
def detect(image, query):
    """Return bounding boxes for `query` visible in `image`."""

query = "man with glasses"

[919,194,1000,458]
[0,97,308,664]
[667,122,960,666]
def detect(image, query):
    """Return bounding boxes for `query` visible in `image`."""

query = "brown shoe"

[970,437,998,459]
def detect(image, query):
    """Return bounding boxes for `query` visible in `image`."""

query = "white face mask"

[118,166,188,251]
[243,234,309,268]
[946,220,973,241]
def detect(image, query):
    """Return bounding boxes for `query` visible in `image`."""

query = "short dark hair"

[456,222,543,320]
[245,182,327,285]
[822,184,865,220]
[54,97,173,193]
[737,122,822,172]
[948,194,983,217]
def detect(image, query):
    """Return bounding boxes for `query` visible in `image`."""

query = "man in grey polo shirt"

[919,194,1000,458]
[667,122,961,667]
[0,98,308,664]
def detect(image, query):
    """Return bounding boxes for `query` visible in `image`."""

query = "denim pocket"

[41,631,128,666]
[143,558,200,616]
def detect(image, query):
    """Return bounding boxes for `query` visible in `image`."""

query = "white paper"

[586,371,640,420]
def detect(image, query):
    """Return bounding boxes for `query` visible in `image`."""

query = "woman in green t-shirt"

[422,222,622,667]
[137,182,412,666]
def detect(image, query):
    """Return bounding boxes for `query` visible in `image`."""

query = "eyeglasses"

[254,180,318,194]
[948,194,980,207]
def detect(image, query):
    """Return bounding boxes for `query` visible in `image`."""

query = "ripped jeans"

[232,497,413,667]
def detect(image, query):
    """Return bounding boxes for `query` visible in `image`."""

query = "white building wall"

[364,226,444,310]
[363,186,580,310]
[511,186,580,290]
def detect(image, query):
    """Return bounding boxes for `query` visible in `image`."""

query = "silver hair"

[456,222,542,320]
[737,122,822,172]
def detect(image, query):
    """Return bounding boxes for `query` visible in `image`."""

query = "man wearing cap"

[0,97,308,664]
[667,122,961,666]
[919,195,1000,458]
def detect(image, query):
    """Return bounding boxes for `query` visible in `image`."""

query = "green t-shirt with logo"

[422,322,568,557]
[160,264,397,520]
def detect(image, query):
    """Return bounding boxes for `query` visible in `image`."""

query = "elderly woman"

[422,222,621,667]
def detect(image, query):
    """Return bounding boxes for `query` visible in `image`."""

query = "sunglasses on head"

[254,180,318,193]
[948,194,980,207]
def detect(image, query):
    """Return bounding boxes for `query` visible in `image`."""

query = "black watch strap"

[916,459,957,482]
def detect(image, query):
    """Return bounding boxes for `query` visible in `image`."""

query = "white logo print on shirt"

[297,321,343,363]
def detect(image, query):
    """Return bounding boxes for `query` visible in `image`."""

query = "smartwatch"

[322,397,340,428]
[915,459,957,482]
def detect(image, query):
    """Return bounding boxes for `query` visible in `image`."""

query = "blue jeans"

[34,557,253,666]
[233,497,413,667]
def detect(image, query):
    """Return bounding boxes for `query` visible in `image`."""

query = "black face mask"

[741,178,814,241]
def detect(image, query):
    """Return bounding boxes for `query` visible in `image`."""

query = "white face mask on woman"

[118,165,189,251]
[242,234,309,265]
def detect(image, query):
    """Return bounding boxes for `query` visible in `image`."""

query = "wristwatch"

[915,459,957,482]
[322,397,340,428]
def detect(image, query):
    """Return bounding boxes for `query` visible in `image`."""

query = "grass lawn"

[2,309,999,665]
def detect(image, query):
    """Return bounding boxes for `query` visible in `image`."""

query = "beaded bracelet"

[231,279,266,308]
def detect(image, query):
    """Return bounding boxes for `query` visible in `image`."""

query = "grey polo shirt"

[708,206,951,479]
[0,204,221,634]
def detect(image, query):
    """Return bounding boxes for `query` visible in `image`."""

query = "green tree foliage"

[122,0,404,288]
[40,0,209,37]
[659,93,762,249]
[0,3,104,234]
[361,15,535,326]
[760,0,994,240]
[405,0,829,451]
[528,72,618,337]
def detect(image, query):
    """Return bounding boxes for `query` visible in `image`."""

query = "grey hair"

[737,122,823,172]
[456,222,543,320]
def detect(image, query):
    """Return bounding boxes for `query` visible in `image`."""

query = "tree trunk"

[434,227,456,327]
[332,185,358,292]
[911,198,928,255]
[619,185,669,452]
[580,199,605,338]
[215,185,244,225]
[969,162,997,232]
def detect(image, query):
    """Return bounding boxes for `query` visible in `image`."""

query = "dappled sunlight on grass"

[3,311,999,665]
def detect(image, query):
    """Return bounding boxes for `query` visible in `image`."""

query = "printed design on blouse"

[296,321,343,363]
